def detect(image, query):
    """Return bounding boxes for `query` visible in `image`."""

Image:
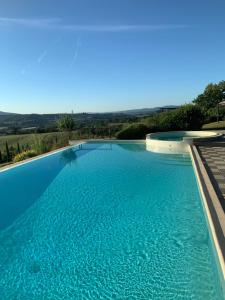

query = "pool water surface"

[0,142,224,299]
[151,134,200,141]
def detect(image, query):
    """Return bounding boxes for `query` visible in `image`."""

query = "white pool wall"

[146,131,222,154]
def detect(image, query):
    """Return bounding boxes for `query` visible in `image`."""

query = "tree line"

[116,80,225,139]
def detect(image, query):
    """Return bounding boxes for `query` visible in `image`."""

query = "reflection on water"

[0,141,189,231]
[60,148,78,166]
[117,142,145,152]
[0,143,112,230]
[0,152,66,230]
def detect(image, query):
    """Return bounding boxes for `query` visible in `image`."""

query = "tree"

[156,104,204,131]
[116,124,149,139]
[5,141,10,161]
[194,81,225,111]
[57,115,75,131]
[218,80,225,95]
[17,142,21,154]
[57,115,75,141]
[173,104,205,130]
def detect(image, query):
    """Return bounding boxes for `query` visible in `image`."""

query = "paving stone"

[198,142,225,206]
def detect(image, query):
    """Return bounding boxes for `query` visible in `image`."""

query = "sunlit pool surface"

[0,142,224,299]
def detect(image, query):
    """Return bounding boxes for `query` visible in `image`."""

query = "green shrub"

[172,104,205,130]
[57,115,75,132]
[13,150,38,163]
[33,137,51,154]
[117,104,205,140]
[116,124,149,139]
[144,104,205,132]
[204,106,225,123]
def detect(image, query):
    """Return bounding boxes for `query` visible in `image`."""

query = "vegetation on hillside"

[202,120,225,130]
[57,115,75,140]
[57,115,75,132]
[0,79,224,166]
[0,112,136,135]
[116,124,149,139]
[116,104,205,139]
[0,127,118,166]
[0,132,68,165]
[117,80,225,139]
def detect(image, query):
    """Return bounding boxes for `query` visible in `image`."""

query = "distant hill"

[0,105,179,134]
[0,111,17,116]
[0,112,135,135]
[0,105,178,117]
[114,105,179,116]
[113,108,159,115]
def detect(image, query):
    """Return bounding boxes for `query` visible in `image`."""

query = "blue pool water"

[0,142,224,299]
[151,134,199,141]
[152,135,186,141]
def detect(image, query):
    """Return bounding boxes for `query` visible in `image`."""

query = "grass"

[0,132,67,152]
[202,120,225,130]
[0,132,72,167]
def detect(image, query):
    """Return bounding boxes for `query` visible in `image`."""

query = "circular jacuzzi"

[146,131,222,154]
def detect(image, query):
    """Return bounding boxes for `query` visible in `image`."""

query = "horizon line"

[0,105,180,115]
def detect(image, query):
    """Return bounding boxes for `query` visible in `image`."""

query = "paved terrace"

[192,133,225,278]
[196,135,225,211]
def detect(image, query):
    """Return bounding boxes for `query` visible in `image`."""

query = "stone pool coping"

[190,145,225,281]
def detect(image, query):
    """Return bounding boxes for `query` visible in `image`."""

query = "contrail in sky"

[0,17,191,32]
[70,37,81,67]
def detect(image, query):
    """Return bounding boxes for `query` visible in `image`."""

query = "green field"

[202,120,225,130]
[0,132,74,167]
[0,132,67,152]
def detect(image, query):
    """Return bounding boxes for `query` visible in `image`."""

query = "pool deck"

[197,139,225,205]
[191,134,225,280]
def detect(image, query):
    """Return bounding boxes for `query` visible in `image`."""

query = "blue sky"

[0,0,225,113]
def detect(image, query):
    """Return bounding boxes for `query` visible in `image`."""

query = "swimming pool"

[0,142,224,299]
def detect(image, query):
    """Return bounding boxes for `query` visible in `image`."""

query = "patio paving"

[196,135,225,212]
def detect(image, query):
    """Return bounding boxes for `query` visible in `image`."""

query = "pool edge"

[0,140,145,173]
[190,145,225,284]
[146,131,222,154]
[0,141,86,173]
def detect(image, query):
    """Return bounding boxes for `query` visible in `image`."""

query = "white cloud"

[0,17,60,28]
[0,17,190,32]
